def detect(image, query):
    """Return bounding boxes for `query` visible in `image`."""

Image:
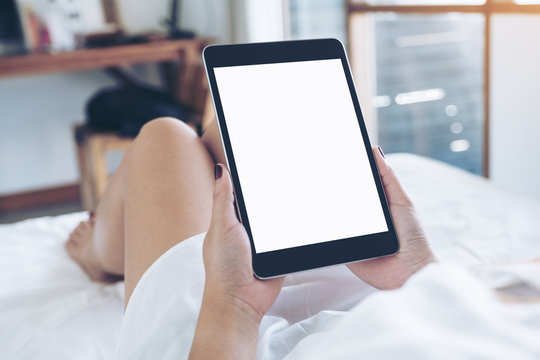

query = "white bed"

[2,153,540,359]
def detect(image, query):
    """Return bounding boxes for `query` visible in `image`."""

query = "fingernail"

[214,164,223,180]
[378,146,386,159]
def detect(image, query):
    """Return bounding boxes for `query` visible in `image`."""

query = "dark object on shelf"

[85,86,190,137]
[0,0,26,55]
[165,0,195,39]
[84,31,124,48]
[84,31,153,48]
[83,31,125,48]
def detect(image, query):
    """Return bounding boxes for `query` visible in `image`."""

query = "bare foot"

[65,216,122,283]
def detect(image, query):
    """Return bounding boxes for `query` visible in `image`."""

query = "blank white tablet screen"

[214,59,388,253]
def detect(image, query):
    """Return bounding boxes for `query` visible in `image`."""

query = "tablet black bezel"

[203,39,399,278]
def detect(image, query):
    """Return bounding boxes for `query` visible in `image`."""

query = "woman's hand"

[189,164,284,360]
[203,163,284,321]
[346,147,437,290]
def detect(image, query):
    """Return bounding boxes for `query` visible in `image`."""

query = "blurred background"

[1,0,539,222]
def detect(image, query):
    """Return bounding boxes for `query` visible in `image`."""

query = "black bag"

[85,86,190,137]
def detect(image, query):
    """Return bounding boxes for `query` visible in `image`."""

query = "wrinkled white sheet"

[1,154,540,359]
[114,228,540,360]
[286,263,540,360]
[115,232,375,360]
[0,212,124,360]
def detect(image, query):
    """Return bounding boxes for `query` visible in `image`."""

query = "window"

[288,0,347,44]
[286,0,540,178]
[369,13,484,174]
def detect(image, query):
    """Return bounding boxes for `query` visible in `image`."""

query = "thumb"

[211,164,240,230]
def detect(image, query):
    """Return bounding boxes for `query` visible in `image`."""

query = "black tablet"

[203,39,399,278]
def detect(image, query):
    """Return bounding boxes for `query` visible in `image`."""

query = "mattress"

[1,153,539,359]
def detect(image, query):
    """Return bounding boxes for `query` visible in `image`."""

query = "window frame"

[347,0,540,177]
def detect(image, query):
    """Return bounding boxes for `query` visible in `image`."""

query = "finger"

[211,163,240,229]
[373,145,390,178]
[201,120,226,165]
[372,146,412,207]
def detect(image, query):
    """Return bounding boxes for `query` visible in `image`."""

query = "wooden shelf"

[0,39,209,78]
[0,38,213,209]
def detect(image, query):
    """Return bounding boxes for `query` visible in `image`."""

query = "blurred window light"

[450,122,464,134]
[372,95,392,108]
[395,88,445,105]
[363,0,485,4]
[450,139,470,152]
[445,104,459,117]
[395,31,468,47]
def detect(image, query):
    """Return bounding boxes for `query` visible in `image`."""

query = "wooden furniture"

[0,39,215,210]
[0,38,213,126]
[74,129,132,210]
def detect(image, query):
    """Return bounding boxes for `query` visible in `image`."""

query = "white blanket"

[287,263,540,359]
[115,231,540,360]
[1,154,540,359]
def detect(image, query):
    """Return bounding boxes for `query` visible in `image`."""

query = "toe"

[80,220,91,231]
[65,238,78,259]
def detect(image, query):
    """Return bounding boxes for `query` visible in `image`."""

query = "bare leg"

[67,117,215,306]
[122,118,214,303]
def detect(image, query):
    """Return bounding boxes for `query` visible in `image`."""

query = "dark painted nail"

[378,146,386,159]
[214,164,223,180]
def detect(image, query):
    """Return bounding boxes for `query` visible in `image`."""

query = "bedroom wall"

[490,15,540,200]
[0,0,232,196]
[4,3,538,201]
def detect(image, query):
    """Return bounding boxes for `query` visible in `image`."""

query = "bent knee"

[137,117,198,144]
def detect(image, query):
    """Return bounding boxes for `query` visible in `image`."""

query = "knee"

[137,117,198,144]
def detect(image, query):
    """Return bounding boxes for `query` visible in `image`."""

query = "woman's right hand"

[189,164,284,360]
[347,147,437,290]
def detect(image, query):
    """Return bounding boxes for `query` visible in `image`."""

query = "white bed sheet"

[0,212,124,359]
[394,154,540,267]
[1,153,540,359]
